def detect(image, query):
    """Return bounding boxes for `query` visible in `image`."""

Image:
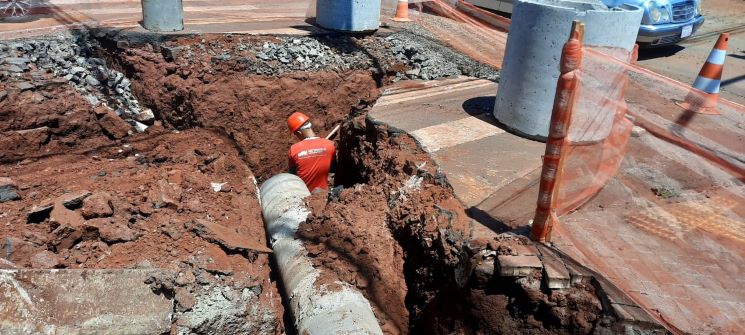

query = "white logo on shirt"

[297,148,327,158]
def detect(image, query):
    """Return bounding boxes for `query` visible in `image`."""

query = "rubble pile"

[254,37,366,72]
[152,31,499,80]
[385,31,500,81]
[0,33,152,128]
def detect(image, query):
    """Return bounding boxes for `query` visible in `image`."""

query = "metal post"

[141,0,184,32]
[530,21,584,243]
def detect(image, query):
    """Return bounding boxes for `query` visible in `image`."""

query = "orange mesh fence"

[415,0,507,69]
[548,40,745,334]
[555,43,745,217]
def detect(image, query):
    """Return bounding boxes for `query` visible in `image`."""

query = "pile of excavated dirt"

[0,74,283,332]
[1,143,283,333]
[298,115,470,334]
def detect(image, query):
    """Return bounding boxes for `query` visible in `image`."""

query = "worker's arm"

[288,149,297,175]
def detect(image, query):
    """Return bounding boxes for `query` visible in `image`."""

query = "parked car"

[466,0,705,46]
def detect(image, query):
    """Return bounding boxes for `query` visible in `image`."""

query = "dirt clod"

[192,219,271,254]
[49,205,85,228]
[81,192,114,219]
[97,109,132,139]
[148,179,182,209]
[29,250,61,268]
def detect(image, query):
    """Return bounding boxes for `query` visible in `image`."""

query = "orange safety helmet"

[287,112,310,133]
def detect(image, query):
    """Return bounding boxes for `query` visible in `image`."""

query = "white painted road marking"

[411,116,504,152]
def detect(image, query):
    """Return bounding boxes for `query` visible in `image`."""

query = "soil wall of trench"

[0,29,620,335]
[300,115,616,335]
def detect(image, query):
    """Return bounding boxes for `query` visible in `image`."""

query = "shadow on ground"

[637,44,685,61]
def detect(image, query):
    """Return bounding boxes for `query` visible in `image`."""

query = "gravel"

[0,32,149,127]
[252,31,500,81]
[146,28,499,81]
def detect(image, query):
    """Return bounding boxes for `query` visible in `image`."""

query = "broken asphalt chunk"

[0,177,21,203]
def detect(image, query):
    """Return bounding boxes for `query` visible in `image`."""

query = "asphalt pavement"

[637,29,745,103]
[636,0,745,103]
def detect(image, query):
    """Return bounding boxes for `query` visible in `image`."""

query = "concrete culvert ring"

[0,28,648,335]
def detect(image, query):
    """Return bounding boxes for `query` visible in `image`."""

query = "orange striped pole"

[392,0,412,22]
[676,33,729,115]
[530,21,584,243]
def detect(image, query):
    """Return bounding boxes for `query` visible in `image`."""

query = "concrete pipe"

[494,0,643,141]
[141,0,184,32]
[315,0,381,32]
[260,173,383,335]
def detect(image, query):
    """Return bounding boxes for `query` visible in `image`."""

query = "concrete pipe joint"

[259,173,383,335]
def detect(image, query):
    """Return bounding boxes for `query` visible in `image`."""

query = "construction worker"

[287,112,336,193]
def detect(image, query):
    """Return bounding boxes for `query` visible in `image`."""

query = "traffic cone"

[392,0,411,22]
[676,33,729,115]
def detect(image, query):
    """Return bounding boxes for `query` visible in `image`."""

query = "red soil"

[0,81,120,163]
[299,115,472,334]
[103,35,382,181]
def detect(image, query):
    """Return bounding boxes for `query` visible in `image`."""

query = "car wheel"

[1,0,33,18]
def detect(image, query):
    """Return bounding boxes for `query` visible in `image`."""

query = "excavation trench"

[0,30,626,335]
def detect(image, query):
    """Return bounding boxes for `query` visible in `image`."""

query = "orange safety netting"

[550,41,745,334]
[557,44,745,217]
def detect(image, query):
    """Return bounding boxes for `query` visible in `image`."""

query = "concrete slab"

[0,269,174,334]
[431,132,543,207]
[411,116,504,153]
[369,76,544,232]
[372,77,498,132]
[541,254,571,290]
[496,255,542,277]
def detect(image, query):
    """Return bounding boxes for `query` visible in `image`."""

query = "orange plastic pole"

[530,21,584,243]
